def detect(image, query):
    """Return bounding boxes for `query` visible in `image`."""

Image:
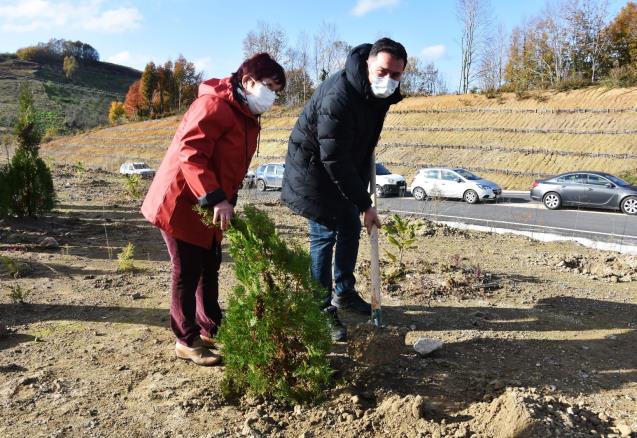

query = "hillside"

[40,87,637,190]
[0,54,139,131]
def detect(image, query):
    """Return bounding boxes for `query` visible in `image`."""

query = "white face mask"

[370,74,399,98]
[246,82,276,114]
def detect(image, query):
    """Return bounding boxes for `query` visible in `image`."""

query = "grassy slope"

[0,56,140,130]
[40,87,637,190]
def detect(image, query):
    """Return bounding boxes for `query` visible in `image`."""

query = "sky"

[0,0,631,91]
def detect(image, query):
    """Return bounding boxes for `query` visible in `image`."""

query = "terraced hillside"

[40,87,637,190]
[0,55,139,130]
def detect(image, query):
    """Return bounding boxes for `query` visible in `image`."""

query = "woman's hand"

[213,200,234,231]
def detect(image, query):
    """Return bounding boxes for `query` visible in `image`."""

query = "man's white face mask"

[369,74,399,98]
[246,82,277,114]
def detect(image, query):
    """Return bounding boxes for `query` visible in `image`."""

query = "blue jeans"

[308,205,361,307]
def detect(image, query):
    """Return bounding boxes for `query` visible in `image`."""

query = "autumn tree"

[108,101,126,124]
[606,1,637,67]
[63,55,79,80]
[173,55,201,111]
[123,80,145,120]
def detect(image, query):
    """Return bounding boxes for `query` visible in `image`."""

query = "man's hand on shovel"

[363,206,382,234]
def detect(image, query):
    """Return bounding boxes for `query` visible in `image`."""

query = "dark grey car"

[530,171,637,215]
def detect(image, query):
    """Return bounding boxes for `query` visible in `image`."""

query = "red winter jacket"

[141,77,260,248]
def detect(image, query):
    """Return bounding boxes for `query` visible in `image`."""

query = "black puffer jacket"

[281,44,402,227]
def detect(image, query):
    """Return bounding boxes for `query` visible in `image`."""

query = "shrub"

[602,66,637,88]
[5,147,56,217]
[117,243,136,272]
[216,205,332,403]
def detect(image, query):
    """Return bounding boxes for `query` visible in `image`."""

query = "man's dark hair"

[369,38,408,67]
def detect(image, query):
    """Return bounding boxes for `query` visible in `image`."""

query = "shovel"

[369,153,381,327]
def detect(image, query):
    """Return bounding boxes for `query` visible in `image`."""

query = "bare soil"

[1,165,636,437]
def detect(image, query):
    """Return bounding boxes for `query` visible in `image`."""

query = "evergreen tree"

[14,84,41,154]
[6,84,56,217]
[216,205,332,402]
[5,148,55,217]
[140,62,157,114]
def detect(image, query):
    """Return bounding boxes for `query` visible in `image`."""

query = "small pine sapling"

[1,256,22,278]
[216,205,332,403]
[7,284,29,304]
[123,174,142,200]
[117,243,136,272]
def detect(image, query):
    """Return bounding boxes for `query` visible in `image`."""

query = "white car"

[119,162,155,179]
[374,162,406,197]
[410,167,501,204]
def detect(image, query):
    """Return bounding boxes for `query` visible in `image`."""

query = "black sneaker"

[331,292,372,316]
[323,306,347,342]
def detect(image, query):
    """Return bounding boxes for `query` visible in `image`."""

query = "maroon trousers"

[161,230,223,346]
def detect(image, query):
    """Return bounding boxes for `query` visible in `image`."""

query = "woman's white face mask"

[369,74,399,98]
[246,81,277,114]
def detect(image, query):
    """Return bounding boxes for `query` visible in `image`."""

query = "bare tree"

[564,0,609,82]
[456,0,490,93]
[478,23,508,91]
[243,21,287,62]
[313,22,351,83]
[401,57,446,96]
[283,32,314,106]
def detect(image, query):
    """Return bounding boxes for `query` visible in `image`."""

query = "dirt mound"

[468,388,619,437]
[531,252,637,282]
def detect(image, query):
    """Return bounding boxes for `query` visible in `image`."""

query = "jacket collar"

[345,43,403,107]
[197,77,258,121]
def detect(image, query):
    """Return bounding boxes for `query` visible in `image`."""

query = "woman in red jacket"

[142,53,285,366]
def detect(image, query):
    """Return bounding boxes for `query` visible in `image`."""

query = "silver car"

[530,171,637,215]
[254,163,285,191]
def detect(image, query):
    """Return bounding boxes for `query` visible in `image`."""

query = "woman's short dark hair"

[231,53,286,89]
[369,38,408,67]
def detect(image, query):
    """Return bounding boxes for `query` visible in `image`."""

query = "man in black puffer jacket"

[281,38,407,341]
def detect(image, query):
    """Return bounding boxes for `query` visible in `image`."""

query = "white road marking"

[388,209,637,240]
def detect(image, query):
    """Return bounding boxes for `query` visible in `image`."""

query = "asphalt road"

[377,191,637,252]
[243,188,637,253]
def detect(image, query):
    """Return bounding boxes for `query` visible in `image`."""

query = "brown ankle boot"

[199,334,216,348]
[175,340,222,366]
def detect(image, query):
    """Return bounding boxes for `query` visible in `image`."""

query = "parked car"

[410,167,501,203]
[240,170,256,189]
[119,162,155,179]
[374,162,407,197]
[530,171,637,215]
[254,163,285,191]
